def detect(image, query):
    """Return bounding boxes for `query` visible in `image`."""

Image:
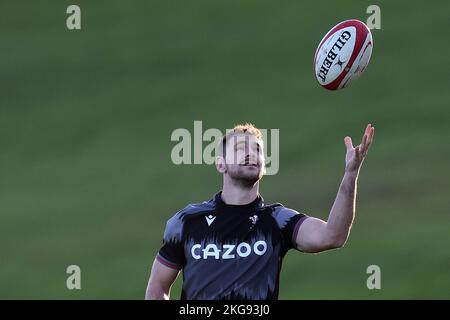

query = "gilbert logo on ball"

[313,19,373,90]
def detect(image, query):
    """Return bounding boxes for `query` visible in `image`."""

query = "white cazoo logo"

[191,241,267,260]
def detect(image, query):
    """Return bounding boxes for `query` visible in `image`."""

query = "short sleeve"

[157,214,186,270]
[271,206,309,254]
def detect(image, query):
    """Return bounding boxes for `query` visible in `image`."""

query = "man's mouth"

[240,163,259,167]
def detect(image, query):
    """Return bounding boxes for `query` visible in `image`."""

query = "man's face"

[223,134,265,185]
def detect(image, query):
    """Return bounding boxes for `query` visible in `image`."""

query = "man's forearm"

[145,283,170,300]
[325,170,358,246]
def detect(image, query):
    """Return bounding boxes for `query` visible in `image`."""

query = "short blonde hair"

[219,123,263,157]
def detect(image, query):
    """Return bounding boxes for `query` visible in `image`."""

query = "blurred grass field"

[0,0,449,299]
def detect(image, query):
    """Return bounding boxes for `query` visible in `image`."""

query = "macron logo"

[205,215,216,226]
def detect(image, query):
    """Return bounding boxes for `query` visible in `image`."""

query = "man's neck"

[221,182,259,205]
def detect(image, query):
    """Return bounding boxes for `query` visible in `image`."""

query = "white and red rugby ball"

[313,19,373,90]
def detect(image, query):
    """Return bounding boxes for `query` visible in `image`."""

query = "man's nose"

[244,154,257,163]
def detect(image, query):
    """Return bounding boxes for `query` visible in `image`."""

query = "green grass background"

[0,0,449,299]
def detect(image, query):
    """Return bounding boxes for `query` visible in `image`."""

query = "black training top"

[157,191,308,300]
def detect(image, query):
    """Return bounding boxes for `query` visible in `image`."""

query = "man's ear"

[215,156,227,174]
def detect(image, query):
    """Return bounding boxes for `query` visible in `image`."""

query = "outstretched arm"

[296,124,375,253]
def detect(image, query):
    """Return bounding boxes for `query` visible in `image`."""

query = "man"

[146,123,375,300]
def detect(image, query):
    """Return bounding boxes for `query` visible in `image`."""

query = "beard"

[225,164,264,187]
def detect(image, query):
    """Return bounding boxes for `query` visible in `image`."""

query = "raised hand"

[344,124,375,173]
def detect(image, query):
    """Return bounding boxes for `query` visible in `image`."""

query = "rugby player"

[146,123,375,300]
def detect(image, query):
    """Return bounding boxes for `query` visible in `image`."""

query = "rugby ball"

[313,19,373,90]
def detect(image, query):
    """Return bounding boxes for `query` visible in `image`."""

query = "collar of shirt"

[214,191,264,214]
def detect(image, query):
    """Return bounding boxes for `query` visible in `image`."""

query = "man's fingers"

[355,146,360,159]
[369,126,375,143]
[360,134,367,153]
[365,126,375,151]
[344,136,353,151]
[361,124,370,144]
[360,124,375,156]
[366,129,373,147]
[345,125,374,155]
